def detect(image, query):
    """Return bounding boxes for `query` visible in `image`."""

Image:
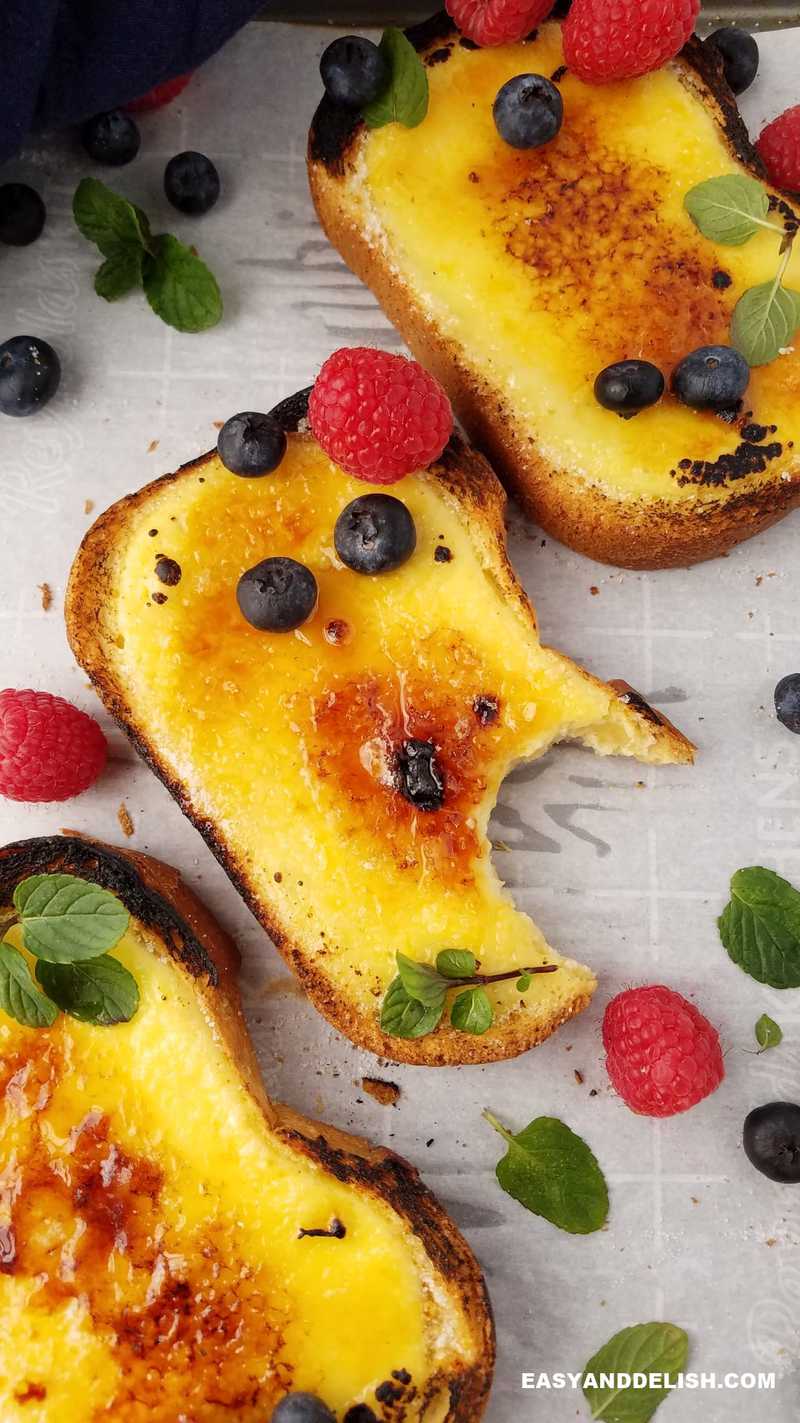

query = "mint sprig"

[683,173,800,366]
[718,866,800,988]
[0,873,138,1029]
[755,1013,782,1051]
[484,1111,609,1236]
[581,1322,689,1422]
[73,177,222,333]
[380,949,558,1041]
[362,27,429,130]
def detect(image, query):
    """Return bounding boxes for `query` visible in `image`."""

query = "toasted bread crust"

[65,398,692,1065]
[308,21,800,570]
[0,833,495,1422]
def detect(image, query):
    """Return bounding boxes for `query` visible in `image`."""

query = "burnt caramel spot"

[324,617,352,646]
[297,1217,346,1239]
[154,556,182,587]
[376,1378,405,1404]
[712,269,732,290]
[674,439,783,487]
[1,1029,291,1416]
[310,665,507,885]
[434,545,452,564]
[485,114,732,370]
[473,695,500,726]
[151,590,168,605]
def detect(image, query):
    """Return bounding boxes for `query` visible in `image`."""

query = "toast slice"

[66,393,693,1065]
[308,16,800,569]
[0,833,493,1422]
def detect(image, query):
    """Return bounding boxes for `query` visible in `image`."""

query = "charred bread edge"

[65,396,691,1064]
[308,19,800,569]
[0,832,495,1422]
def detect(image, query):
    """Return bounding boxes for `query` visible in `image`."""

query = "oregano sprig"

[0,873,138,1029]
[380,948,557,1040]
[684,173,800,366]
[73,178,222,333]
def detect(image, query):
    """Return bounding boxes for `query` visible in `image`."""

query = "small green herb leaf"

[363,27,429,130]
[436,948,477,979]
[95,247,143,301]
[719,866,800,988]
[0,943,58,1028]
[684,174,772,246]
[516,973,532,992]
[582,1322,689,1422]
[14,874,130,964]
[142,234,223,333]
[731,279,800,366]
[396,951,448,1007]
[36,955,139,1026]
[484,1111,608,1235]
[755,1013,783,1050]
[73,177,152,257]
[380,976,444,1038]
[450,986,493,1035]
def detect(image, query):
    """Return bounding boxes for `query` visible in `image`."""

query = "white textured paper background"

[0,22,799,1421]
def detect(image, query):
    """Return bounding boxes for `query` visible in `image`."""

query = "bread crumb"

[84,498,95,515]
[38,582,53,612]
[117,802,135,838]
[147,439,159,454]
[574,1069,584,1085]
[766,1237,777,1247]
[212,419,224,429]
[361,1077,401,1107]
[590,585,599,596]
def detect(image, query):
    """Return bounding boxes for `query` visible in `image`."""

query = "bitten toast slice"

[0,834,493,1423]
[66,394,693,1065]
[308,16,800,569]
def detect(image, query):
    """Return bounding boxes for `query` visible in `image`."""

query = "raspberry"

[445,0,556,47]
[563,0,700,83]
[126,72,193,114]
[0,690,107,803]
[308,348,453,485]
[756,106,800,193]
[602,985,724,1117]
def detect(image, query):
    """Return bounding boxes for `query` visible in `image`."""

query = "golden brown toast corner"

[308,17,800,569]
[0,833,494,1422]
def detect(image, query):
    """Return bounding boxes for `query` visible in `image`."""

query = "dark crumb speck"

[324,618,351,645]
[551,64,568,82]
[426,1137,435,1147]
[468,170,480,183]
[712,269,732,289]
[434,545,452,563]
[473,694,499,726]
[274,871,282,883]
[376,1380,404,1405]
[148,528,158,537]
[155,556,181,587]
[392,1369,412,1385]
[741,422,768,443]
[152,591,168,605]
[590,1088,598,1097]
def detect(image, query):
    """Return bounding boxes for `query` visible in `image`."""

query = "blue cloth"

[0,0,266,164]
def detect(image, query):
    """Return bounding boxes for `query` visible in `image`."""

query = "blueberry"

[237,558,318,632]
[217,412,287,477]
[397,739,445,811]
[594,360,665,418]
[706,27,759,96]
[775,674,800,733]
[493,74,563,150]
[320,36,389,108]
[671,345,750,412]
[81,110,141,166]
[0,184,45,246]
[164,151,220,216]
[334,494,416,574]
[743,1102,800,1183]
[270,1395,336,1423]
[0,335,61,417]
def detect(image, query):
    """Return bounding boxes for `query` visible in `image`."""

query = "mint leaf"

[95,247,143,301]
[436,948,477,979]
[484,1112,608,1235]
[582,1322,689,1422]
[396,951,448,1007]
[363,27,429,130]
[755,1013,783,1050]
[0,942,57,1028]
[142,233,223,333]
[451,986,493,1034]
[719,867,800,988]
[380,976,443,1038]
[14,874,129,964]
[516,973,532,992]
[36,954,139,1026]
[684,174,772,246]
[73,177,152,257]
[731,280,800,366]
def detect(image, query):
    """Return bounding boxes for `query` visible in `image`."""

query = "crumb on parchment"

[38,583,53,611]
[361,1077,401,1107]
[117,802,135,838]
[147,439,159,454]
[84,498,95,515]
